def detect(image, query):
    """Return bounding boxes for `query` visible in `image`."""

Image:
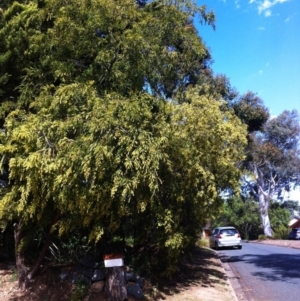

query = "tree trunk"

[27,229,53,280]
[14,222,29,290]
[252,165,274,237]
[258,193,273,237]
[105,267,127,301]
[27,211,60,280]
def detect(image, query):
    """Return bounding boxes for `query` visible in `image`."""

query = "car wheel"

[238,245,242,249]
[215,242,219,250]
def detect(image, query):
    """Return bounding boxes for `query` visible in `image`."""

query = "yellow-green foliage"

[0,0,246,277]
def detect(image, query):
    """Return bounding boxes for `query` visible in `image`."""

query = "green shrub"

[70,282,88,301]
[258,234,269,240]
[196,237,209,248]
[273,225,290,239]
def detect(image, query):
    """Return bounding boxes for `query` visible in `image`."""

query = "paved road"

[218,242,300,301]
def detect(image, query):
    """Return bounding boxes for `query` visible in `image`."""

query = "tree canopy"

[0,0,248,286]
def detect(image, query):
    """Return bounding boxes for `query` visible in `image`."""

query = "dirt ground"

[1,239,299,301]
[0,247,235,301]
[251,239,300,249]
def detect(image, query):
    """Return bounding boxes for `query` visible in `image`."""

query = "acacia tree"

[0,0,247,288]
[242,110,300,236]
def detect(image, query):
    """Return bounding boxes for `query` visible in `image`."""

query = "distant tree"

[281,200,300,216]
[242,110,300,236]
[215,196,291,240]
[215,196,261,240]
[231,91,269,133]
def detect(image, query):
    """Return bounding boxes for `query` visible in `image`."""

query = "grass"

[9,269,18,282]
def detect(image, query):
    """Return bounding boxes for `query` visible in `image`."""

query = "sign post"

[104,253,127,301]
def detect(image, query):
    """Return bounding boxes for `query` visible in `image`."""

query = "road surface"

[218,242,300,301]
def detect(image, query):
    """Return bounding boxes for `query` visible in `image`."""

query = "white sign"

[104,258,124,268]
[103,253,124,268]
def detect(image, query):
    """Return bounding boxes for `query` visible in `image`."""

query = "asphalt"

[217,251,248,301]
[218,239,300,301]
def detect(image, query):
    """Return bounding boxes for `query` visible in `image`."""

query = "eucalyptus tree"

[0,0,247,287]
[231,91,270,133]
[241,110,300,236]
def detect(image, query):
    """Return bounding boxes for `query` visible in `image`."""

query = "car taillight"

[217,234,222,239]
[237,233,240,238]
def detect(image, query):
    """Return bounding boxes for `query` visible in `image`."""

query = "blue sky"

[196,0,300,117]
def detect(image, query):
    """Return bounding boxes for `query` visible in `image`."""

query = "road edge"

[216,251,248,301]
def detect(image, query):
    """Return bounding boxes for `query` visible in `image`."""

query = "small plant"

[9,269,18,282]
[258,234,270,240]
[70,281,89,301]
[196,237,209,248]
[47,233,92,264]
[146,284,159,300]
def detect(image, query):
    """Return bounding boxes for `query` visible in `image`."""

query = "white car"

[209,226,242,250]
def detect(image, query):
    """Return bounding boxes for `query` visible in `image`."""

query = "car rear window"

[220,229,238,235]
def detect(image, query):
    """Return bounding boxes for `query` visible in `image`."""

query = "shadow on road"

[219,251,300,281]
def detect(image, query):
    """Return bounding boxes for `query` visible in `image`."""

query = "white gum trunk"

[258,193,273,237]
